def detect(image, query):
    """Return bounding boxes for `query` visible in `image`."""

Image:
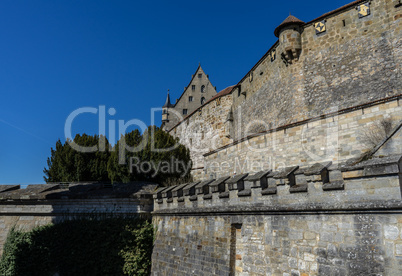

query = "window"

[163,109,167,114]
[189,96,193,102]
[198,74,202,78]
[192,85,195,91]
[183,109,188,115]
[201,85,205,93]
[201,97,205,105]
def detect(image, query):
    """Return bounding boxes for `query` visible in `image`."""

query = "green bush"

[0,217,154,276]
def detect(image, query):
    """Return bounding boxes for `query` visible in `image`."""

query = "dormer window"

[201,85,205,93]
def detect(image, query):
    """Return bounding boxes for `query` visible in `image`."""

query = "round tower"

[274,15,305,63]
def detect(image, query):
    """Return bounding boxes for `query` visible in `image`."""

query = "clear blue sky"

[0,0,352,184]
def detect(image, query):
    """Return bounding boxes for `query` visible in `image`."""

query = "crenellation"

[153,155,402,215]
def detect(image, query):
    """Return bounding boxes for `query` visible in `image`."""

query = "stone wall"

[204,96,402,179]
[151,155,402,275]
[233,0,401,138]
[152,213,402,276]
[170,91,233,179]
[165,0,402,182]
[0,182,155,254]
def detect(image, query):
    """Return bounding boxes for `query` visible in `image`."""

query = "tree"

[43,134,110,183]
[107,126,192,184]
[44,127,192,185]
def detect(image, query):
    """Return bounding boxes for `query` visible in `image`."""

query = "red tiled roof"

[274,15,305,37]
[204,85,235,106]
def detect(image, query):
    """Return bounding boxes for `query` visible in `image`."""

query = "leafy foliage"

[0,218,154,276]
[0,227,31,276]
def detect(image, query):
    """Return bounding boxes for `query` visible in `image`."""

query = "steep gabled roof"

[171,64,209,107]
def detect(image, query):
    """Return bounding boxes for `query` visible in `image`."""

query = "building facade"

[161,65,217,132]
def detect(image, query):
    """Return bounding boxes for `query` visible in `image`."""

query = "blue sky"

[0,0,352,184]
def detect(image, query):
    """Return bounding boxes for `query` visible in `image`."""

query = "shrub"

[0,217,154,276]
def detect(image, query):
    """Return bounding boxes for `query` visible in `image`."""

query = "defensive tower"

[274,14,305,63]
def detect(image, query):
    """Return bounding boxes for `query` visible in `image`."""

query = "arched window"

[201,97,205,105]
[201,85,205,93]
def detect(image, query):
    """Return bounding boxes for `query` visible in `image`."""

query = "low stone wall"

[151,155,402,275]
[0,182,155,254]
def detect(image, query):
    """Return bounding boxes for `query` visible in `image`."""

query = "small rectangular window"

[189,96,193,102]
[198,74,202,78]
[183,109,188,115]
[192,85,195,91]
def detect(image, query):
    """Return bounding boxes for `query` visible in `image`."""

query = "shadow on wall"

[0,182,157,276]
[0,217,154,276]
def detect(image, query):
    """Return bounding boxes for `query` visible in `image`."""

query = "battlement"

[153,155,402,214]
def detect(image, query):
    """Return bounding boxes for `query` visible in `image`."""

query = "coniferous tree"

[44,127,191,185]
[107,126,191,184]
[43,134,110,183]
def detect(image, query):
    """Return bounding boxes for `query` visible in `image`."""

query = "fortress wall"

[204,97,402,178]
[152,213,402,276]
[167,1,402,181]
[0,198,149,254]
[151,155,402,275]
[170,93,233,176]
[0,182,156,255]
[232,0,401,138]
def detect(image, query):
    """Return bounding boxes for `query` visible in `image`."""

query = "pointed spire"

[163,90,173,108]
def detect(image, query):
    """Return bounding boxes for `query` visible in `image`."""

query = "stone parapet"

[153,155,402,214]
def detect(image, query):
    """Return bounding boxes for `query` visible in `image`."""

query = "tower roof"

[163,91,173,108]
[274,15,305,37]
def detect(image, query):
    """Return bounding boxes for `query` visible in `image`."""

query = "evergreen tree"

[107,126,191,184]
[44,127,191,184]
[43,134,110,183]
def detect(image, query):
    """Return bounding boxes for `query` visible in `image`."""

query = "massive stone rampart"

[232,0,401,137]
[166,0,402,182]
[151,155,402,275]
[205,96,402,179]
